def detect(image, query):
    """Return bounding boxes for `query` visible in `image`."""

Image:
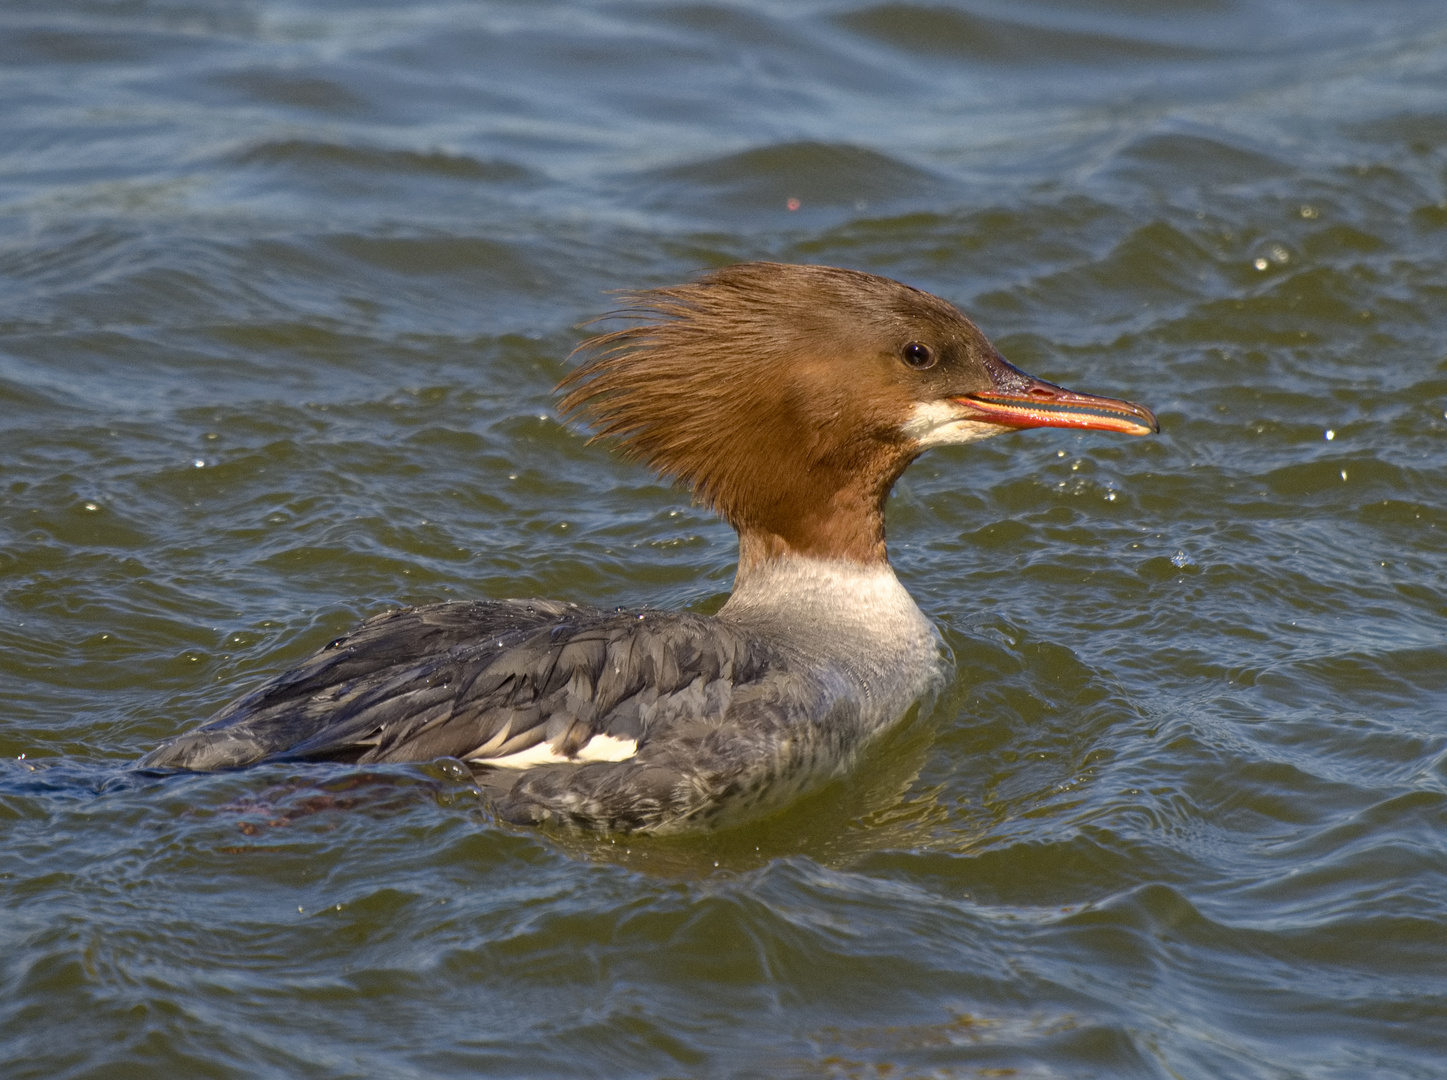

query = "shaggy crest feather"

[557,262,982,565]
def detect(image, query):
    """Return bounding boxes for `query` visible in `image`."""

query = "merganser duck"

[141,263,1157,832]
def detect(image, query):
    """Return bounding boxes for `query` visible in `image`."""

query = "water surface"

[2,1,1446,1077]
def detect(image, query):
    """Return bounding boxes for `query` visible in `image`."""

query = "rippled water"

[3,1,1446,1076]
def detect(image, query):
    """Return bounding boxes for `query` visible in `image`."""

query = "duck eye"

[901,342,936,370]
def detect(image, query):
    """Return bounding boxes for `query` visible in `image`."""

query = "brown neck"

[731,465,899,586]
[735,521,885,578]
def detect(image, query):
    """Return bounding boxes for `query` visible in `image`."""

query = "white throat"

[901,400,1006,448]
[722,556,924,630]
[719,555,946,721]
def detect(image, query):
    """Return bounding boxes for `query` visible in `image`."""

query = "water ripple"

[3,0,1447,1077]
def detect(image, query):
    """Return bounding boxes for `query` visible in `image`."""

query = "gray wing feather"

[140,600,773,773]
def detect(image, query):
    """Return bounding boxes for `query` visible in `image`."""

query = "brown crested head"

[559,262,1156,572]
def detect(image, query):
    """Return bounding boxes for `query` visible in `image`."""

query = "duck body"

[142,262,1156,832]
[142,558,943,833]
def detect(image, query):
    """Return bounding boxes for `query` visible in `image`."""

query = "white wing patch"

[475,733,639,770]
[573,733,640,763]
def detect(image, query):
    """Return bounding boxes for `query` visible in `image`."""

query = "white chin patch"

[476,733,639,769]
[902,401,1007,448]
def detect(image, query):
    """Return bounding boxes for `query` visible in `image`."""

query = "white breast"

[719,556,946,734]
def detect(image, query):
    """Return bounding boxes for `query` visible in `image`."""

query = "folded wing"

[140,600,771,773]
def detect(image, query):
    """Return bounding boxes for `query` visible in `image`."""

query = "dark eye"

[901,342,936,370]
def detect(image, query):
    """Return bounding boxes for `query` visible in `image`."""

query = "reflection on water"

[2,1,1447,1076]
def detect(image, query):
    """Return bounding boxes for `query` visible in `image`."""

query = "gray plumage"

[140,598,889,833]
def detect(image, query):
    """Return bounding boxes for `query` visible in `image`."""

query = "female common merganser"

[142,263,1157,832]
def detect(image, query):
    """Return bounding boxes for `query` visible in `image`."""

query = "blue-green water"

[3,2,1446,1076]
